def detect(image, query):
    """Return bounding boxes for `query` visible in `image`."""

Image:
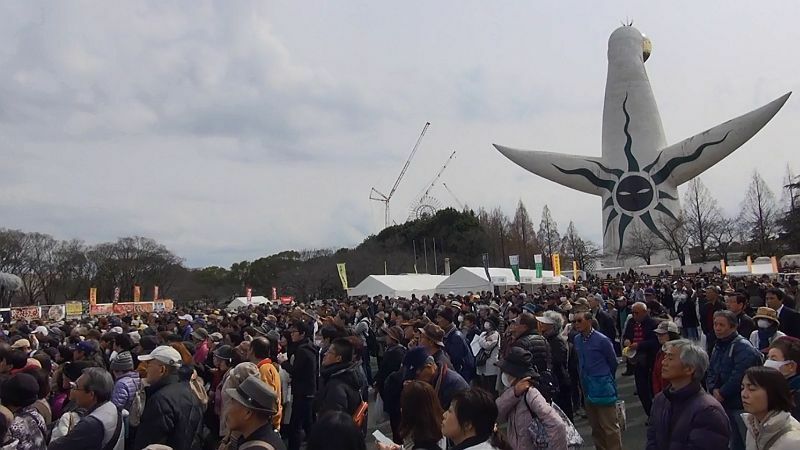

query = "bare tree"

[510,200,538,267]
[740,171,779,255]
[658,213,690,266]
[621,223,662,265]
[561,221,601,271]
[683,178,721,262]
[710,217,737,262]
[537,205,560,269]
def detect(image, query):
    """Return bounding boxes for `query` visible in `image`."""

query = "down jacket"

[511,332,552,373]
[132,373,204,450]
[313,361,363,416]
[646,381,730,450]
[495,385,567,450]
[111,371,141,411]
[706,332,763,410]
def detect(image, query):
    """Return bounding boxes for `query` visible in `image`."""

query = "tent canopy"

[518,269,575,286]
[226,295,272,311]
[349,274,448,299]
[435,267,520,296]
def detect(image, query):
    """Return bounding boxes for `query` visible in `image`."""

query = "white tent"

[349,274,448,299]
[435,267,520,295]
[518,269,575,286]
[226,295,272,311]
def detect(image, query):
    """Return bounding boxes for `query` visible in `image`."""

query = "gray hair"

[80,367,114,403]
[713,310,738,328]
[542,311,564,331]
[664,339,709,382]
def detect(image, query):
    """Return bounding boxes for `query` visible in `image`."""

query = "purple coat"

[646,382,730,450]
[111,371,141,410]
[496,386,567,450]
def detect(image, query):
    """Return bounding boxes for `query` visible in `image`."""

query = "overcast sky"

[1,1,798,268]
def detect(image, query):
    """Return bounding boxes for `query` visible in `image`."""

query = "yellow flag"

[89,287,97,306]
[337,263,349,290]
[572,260,579,281]
[552,253,561,277]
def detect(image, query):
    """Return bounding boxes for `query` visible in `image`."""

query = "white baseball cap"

[137,345,182,367]
[535,315,557,325]
[33,326,49,336]
[178,314,193,322]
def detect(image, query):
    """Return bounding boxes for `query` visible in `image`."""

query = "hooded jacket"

[313,360,363,416]
[646,381,730,450]
[706,332,762,410]
[495,386,568,450]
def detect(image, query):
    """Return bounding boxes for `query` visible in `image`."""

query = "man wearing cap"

[11,338,31,354]
[699,285,726,353]
[416,323,450,369]
[225,374,285,450]
[133,346,204,450]
[435,307,475,382]
[537,311,573,420]
[191,327,211,366]
[247,337,283,430]
[177,314,194,341]
[49,367,126,450]
[401,346,468,410]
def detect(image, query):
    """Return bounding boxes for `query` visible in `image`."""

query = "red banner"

[11,306,41,321]
[280,296,294,305]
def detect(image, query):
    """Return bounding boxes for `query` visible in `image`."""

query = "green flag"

[534,254,543,278]
[509,255,520,282]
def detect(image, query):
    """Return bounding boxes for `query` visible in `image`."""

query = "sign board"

[12,306,41,321]
[90,303,115,316]
[0,309,9,324]
[66,301,84,318]
[280,296,294,305]
[42,304,65,321]
[154,301,165,312]
[113,302,154,314]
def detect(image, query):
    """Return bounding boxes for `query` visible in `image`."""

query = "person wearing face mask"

[495,347,568,450]
[537,311,573,420]
[766,336,800,420]
[474,316,500,395]
[749,307,786,352]
[461,314,479,346]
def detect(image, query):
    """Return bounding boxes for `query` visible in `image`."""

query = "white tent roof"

[226,295,272,311]
[435,267,520,295]
[349,274,448,298]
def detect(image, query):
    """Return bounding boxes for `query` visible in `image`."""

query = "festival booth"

[518,269,575,286]
[226,295,272,311]
[434,267,520,296]
[349,274,448,299]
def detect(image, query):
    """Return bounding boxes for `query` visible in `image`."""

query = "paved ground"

[365,364,648,449]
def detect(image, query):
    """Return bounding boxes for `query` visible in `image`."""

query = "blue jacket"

[443,326,475,382]
[646,382,730,450]
[437,365,469,410]
[706,332,762,410]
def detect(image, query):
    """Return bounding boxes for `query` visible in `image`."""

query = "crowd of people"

[0,272,798,449]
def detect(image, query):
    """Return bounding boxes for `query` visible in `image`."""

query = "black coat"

[375,344,406,395]
[281,339,319,398]
[133,374,204,450]
[314,361,363,416]
[779,306,800,338]
[736,312,756,341]
[623,315,659,367]
[511,332,552,373]
[545,332,570,391]
[595,309,617,341]
[698,300,725,335]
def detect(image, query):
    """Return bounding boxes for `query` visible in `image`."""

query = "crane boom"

[388,122,430,199]
[419,150,456,198]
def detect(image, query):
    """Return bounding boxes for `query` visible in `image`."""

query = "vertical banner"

[113,287,120,303]
[271,287,277,301]
[572,260,579,281]
[337,263,349,290]
[89,287,97,306]
[509,255,520,282]
[534,254,543,278]
[746,255,753,273]
[246,287,253,304]
[552,253,562,277]
[720,259,727,275]
[444,258,451,276]
[133,285,141,302]
[482,253,493,291]
[153,285,159,301]
[771,256,779,274]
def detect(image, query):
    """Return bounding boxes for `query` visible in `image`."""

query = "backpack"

[128,383,147,427]
[728,334,764,364]
[190,368,209,409]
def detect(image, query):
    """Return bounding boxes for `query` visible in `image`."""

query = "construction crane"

[409,150,456,220]
[443,182,465,210]
[370,122,430,228]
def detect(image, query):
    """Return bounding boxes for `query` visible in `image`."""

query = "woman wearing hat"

[475,315,501,395]
[495,348,568,450]
[751,307,786,352]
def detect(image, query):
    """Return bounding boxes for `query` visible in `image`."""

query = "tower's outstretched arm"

[646,92,791,187]
[493,145,610,196]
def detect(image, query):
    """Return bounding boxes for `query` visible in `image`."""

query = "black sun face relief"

[552,93,730,255]
[615,174,654,212]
